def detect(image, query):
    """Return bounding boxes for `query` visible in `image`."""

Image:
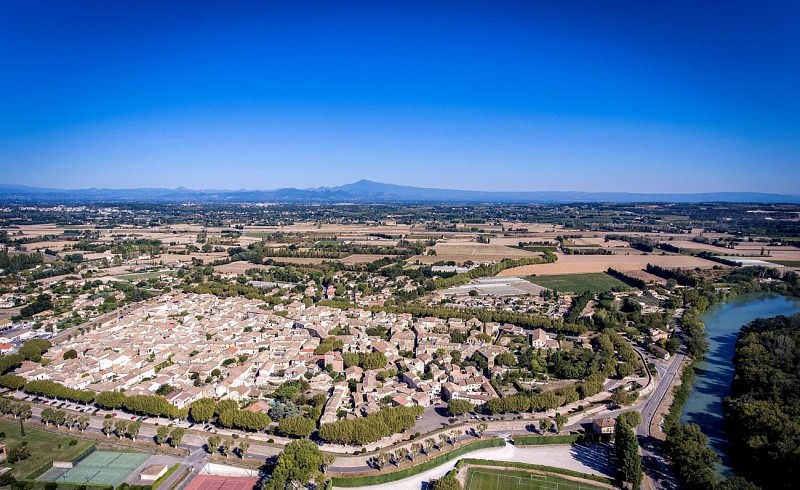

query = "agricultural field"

[526,273,628,294]
[498,253,720,276]
[340,254,394,265]
[621,269,668,286]
[213,261,272,274]
[411,242,541,264]
[0,420,95,480]
[465,468,605,490]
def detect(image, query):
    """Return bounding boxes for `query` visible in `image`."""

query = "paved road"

[636,351,683,490]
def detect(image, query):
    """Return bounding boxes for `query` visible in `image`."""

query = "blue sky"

[1,0,798,193]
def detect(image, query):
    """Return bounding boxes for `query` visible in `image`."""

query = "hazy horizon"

[2,1,799,193]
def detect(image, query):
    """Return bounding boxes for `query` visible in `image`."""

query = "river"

[680,293,800,473]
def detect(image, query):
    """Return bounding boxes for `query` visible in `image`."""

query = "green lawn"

[465,468,605,490]
[0,420,95,479]
[526,273,628,294]
[767,260,800,267]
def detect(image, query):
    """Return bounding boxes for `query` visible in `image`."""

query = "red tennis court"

[184,475,259,490]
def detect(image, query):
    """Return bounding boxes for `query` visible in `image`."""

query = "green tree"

[155,426,169,445]
[0,374,26,390]
[447,399,472,416]
[190,398,216,423]
[95,390,127,409]
[168,427,185,447]
[102,419,114,438]
[618,411,642,428]
[268,439,326,489]
[207,435,221,454]
[220,439,233,458]
[114,420,128,439]
[277,415,316,438]
[237,441,250,459]
[430,473,462,490]
[127,421,142,441]
[615,417,642,489]
[63,349,78,360]
[539,418,550,433]
[554,412,568,434]
[665,424,719,490]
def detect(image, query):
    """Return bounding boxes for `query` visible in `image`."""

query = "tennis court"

[53,451,150,487]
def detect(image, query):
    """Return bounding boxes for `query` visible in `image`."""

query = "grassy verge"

[512,434,580,445]
[330,437,504,487]
[0,420,95,479]
[152,463,182,490]
[766,260,800,267]
[457,458,615,485]
[662,363,695,433]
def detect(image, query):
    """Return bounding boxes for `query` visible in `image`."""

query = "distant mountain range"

[0,180,798,204]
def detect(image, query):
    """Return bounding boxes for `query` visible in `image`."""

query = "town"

[0,200,798,490]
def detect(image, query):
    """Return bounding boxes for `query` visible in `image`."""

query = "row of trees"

[23,379,96,404]
[369,429,470,471]
[318,405,423,445]
[607,268,648,289]
[40,407,90,432]
[486,375,604,415]
[645,263,698,286]
[206,435,251,458]
[614,412,642,489]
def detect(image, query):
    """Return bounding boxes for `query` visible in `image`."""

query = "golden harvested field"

[624,269,668,285]
[213,261,271,274]
[434,243,539,257]
[488,236,559,246]
[263,257,327,264]
[340,254,393,265]
[667,240,733,253]
[136,252,229,264]
[408,243,542,264]
[22,241,69,251]
[247,223,415,234]
[497,253,720,276]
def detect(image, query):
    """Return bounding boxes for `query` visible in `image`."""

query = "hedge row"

[512,434,580,445]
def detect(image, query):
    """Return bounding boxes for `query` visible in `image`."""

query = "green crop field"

[526,273,627,294]
[465,468,606,490]
[0,420,94,479]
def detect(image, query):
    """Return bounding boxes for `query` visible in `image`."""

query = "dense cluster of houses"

[17,293,564,421]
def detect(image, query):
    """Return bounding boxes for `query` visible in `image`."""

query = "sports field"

[526,273,627,294]
[51,451,149,487]
[0,420,94,479]
[465,468,605,490]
